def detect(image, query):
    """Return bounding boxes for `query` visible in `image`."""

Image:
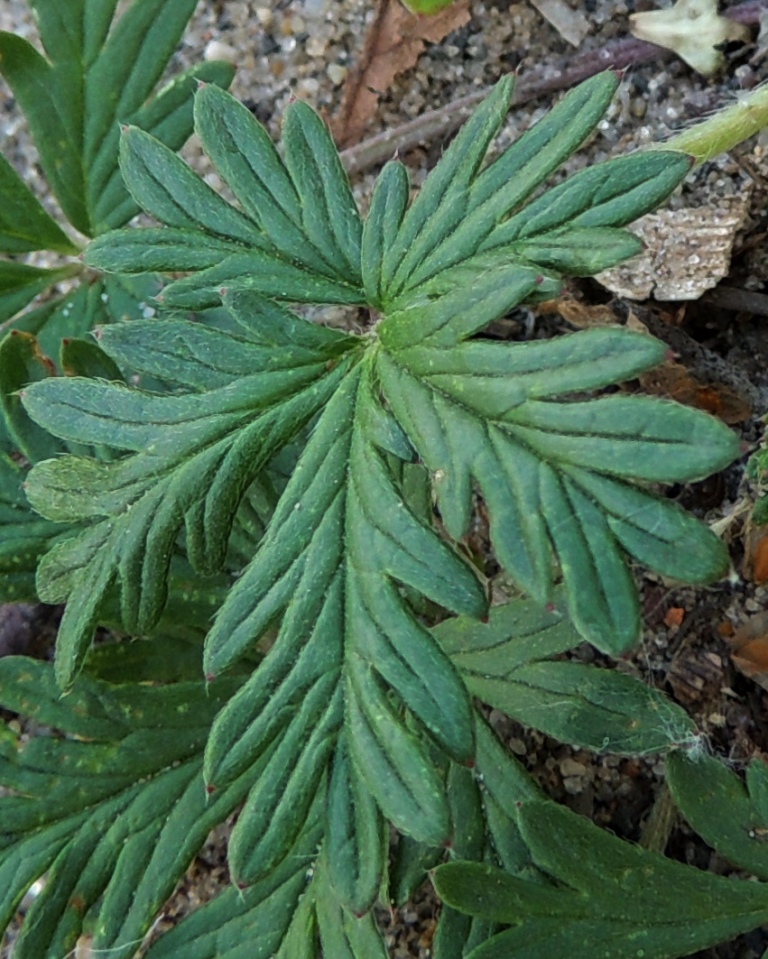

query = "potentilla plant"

[0,62,764,959]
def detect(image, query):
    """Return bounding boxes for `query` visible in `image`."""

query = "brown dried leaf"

[536,296,620,328]
[743,523,768,584]
[727,612,768,690]
[639,361,752,425]
[331,0,471,148]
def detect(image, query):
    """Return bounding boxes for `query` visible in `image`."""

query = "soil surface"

[2,1,768,958]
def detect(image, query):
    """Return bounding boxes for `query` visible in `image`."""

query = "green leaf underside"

[667,752,768,881]
[0,658,252,959]
[435,801,768,959]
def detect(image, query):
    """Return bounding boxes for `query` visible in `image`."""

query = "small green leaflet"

[668,751,768,880]
[434,801,768,959]
[434,590,697,753]
[83,73,737,654]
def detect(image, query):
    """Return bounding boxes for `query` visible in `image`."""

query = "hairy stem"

[662,80,768,163]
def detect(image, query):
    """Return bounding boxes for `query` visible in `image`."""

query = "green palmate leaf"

[667,751,768,880]
[0,152,77,254]
[0,0,234,237]
[203,360,484,883]
[22,295,359,687]
[0,657,254,959]
[6,67,749,959]
[434,801,768,959]
[377,329,738,653]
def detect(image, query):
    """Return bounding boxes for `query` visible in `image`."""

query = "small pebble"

[327,63,348,86]
[560,757,588,778]
[204,39,237,63]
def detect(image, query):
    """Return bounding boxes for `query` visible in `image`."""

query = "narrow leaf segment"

[435,801,768,959]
